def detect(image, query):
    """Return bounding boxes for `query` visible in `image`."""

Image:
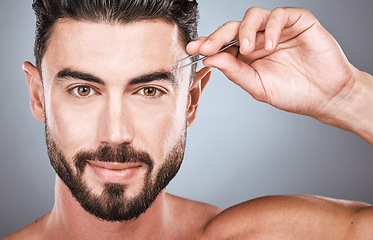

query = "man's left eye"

[140,87,164,97]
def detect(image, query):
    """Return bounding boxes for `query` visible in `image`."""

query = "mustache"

[73,144,154,173]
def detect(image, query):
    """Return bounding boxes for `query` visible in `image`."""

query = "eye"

[139,87,165,97]
[143,87,157,96]
[70,85,96,97]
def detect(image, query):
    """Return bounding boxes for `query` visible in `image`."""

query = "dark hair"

[32,0,199,72]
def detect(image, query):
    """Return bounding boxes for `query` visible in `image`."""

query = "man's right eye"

[69,85,96,97]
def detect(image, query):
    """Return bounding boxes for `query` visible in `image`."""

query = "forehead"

[42,19,187,82]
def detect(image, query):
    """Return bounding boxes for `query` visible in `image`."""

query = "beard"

[45,125,186,222]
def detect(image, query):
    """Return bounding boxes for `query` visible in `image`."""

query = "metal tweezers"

[170,39,239,71]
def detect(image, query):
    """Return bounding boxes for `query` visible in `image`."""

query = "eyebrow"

[128,71,176,85]
[56,68,105,85]
[55,68,176,86]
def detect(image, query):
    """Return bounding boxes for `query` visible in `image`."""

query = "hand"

[187,7,356,119]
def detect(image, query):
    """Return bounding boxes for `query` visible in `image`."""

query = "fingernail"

[200,39,212,53]
[240,38,251,53]
[265,39,273,50]
[203,39,211,46]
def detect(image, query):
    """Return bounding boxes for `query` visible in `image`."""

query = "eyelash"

[67,85,166,99]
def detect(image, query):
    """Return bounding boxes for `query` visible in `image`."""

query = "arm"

[190,7,373,239]
[187,7,373,144]
[203,195,371,240]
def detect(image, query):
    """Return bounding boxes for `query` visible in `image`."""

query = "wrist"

[317,67,373,144]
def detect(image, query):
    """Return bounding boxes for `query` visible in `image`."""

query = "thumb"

[203,52,267,102]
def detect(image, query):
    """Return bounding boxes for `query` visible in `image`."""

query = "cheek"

[132,94,188,160]
[46,96,99,155]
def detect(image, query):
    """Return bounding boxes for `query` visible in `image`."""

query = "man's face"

[38,19,194,221]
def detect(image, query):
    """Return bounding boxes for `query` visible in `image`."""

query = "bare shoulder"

[203,195,372,240]
[166,193,222,220]
[344,205,373,239]
[165,193,222,237]
[2,213,49,240]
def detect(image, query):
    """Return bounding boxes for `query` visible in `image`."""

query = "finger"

[199,21,241,56]
[265,8,318,52]
[186,36,208,55]
[202,52,267,102]
[239,7,271,55]
[264,8,304,51]
[236,31,267,64]
[263,8,289,51]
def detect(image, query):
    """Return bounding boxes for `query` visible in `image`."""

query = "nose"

[97,96,135,146]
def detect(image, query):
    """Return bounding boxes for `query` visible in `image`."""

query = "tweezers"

[170,39,239,71]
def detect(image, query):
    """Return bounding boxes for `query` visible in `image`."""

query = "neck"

[45,176,171,240]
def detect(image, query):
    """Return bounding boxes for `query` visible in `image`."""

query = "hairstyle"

[32,0,199,73]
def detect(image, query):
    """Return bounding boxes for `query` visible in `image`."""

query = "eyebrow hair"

[56,68,105,85]
[128,71,176,86]
[55,68,176,86]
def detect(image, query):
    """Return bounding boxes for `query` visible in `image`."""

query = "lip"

[87,161,144,184]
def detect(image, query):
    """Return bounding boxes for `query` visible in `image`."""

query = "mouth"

[86,161,145,184]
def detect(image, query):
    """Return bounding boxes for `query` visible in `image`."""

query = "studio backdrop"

[1,0,372,237]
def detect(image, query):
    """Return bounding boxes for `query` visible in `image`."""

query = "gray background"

[1,0,372,237]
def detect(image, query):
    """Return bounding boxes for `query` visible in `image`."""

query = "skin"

[15,19,214,240]
[5,7,373,240]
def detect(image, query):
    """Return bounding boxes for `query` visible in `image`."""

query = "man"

[4,0,373,239]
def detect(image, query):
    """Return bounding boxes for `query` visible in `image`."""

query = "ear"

[23,61,45,123]
[186,67,211,127]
